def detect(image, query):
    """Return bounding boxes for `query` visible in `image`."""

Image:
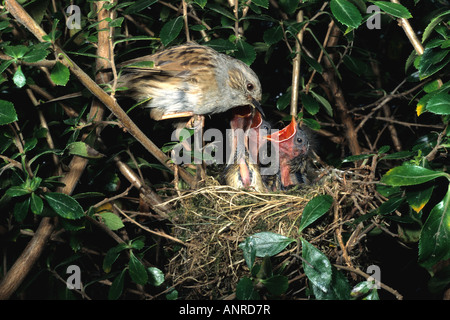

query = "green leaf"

[301,52,323,74]
[406,185,434,213]
[276,91,291,111]
[342,153,374,163]
[30,192,43,215]
[147,267,165,286]
[207,3,236,21]
[330,0,362,29]
[6,186,31,197]
[311,267,351,300]
[310,91,333,116]
[381,165,450,186]
[0,100,18,125]
[204,39,236,52]
[239,232,295,258]
[372,1,412,19]
[418,186,450,269]
[239,236,257,270]
[418,47,450,79]
[376,196,404,215]
[302,118,321,130]
[263,24,284,45]
[13,65,26,88]
[23,48,48,63]
[193,0,207,9]
[128,251,148,285]
[108,17,124,28]
[278,0,298,14]
[3,45,28,59]
[426,93,450,115]
[380,150,414,160]
[235,40,256,65]
[51,62,70,86]
[123,0,158,14]
[108,269,126,300]
[44,192,84,220]
[301,238,333,293]
[67,141,104,158]
[422,10,450,42]
[98,212,124,231]
[103,243,129,273]
[301,93,319,115]
[236,277,260,300]
[260,274,289,296]
[299,195,333,232]
[160,17,184,46]
[252,0,269,9]
[14,197,30,222]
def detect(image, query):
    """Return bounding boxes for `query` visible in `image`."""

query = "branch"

[4,0,195,188]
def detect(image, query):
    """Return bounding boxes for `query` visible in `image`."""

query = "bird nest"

[162,165,378,300]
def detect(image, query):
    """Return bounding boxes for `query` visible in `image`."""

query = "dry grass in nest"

[162,166,381,299]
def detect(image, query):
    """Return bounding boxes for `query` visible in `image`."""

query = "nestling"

[265,117,310,189]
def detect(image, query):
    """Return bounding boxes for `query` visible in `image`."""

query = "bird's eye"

[247,83,254,91]
[297,138,303,144]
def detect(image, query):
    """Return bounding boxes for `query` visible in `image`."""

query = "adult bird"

[264,116,310,190]
[115,43,265,121]
[116,43,265,184]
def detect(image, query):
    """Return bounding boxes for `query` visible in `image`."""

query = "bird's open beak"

[265,116,297,143]
[251,98,265,118]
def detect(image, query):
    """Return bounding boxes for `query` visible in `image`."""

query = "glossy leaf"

[426,93,450,115]
[236,277,260,300]
[23,48,48,63]
[30,192,43,215]
[128,251,148,285]
[260,275,289,296]
[0,100,18,125]
[14,197,30,222]
[252,0,269,9]
[239,232,295,258]
[13,65,26,88]
[44,192,84,220]
[263,25,283,45]
[103,243,129,273]
[147,267,165,286]
[418,187,450,269]
[301,93,319,115]
[108,269,126,300]
[301,238,332,293]
[299,195,333,232]
[123,0,158,14]
[372,1,412,19]
[51,62,70,86]
[160,17,183,46]
[239,235,257,269]
[406,186,434,213]
[381,165,450,186]
[330,0,362,29]
[312,267,351,300]
[235,40,256,66]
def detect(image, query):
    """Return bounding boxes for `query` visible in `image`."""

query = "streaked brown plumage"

[116,43,264,120]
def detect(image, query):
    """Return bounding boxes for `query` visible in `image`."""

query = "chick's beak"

[251,98,265,118]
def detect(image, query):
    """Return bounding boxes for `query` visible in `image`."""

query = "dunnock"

[116,43,264,121]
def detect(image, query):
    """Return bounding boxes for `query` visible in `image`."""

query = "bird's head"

[227,62,264,118]
[265,116,309,159]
